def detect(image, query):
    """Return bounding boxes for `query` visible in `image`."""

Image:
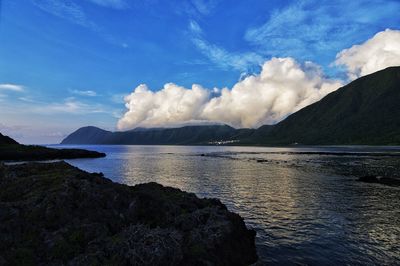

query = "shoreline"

[0,144,105,161]
[0,161,258,265]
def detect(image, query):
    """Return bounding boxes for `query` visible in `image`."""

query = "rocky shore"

[0,144,105,161]
[0,161,258,265]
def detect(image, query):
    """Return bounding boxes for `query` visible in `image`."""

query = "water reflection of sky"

[60,145,400,265]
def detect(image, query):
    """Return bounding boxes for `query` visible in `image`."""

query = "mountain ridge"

[254,66,400,145]
[61,125,248,145]
[61,66,400,146]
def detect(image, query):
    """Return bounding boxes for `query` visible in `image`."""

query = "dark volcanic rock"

[0,133,18,145]
[0,162,257,265]
[0,131,105,161]
[358,175,379,183]
[358,175,400,187]
[0,144,105,161]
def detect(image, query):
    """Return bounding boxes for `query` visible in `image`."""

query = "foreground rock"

[0,144,105,161]
[0,162,257,265]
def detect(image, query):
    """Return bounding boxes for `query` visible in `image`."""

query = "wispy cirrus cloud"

[43,97,106,114]
[31,0,99,31]
[30,0,126,47]
[1,84,102,114]
[0,83,25,92]
[5,95,107,115]
[0,123,30,141]
[0,123,28,132]
[110,93,128,104]
[0,94,119,143]
[85,0,128,9]
[70,89,98,97]
[244,0,400,61]
[0,122,69,144]
[172,0,220,18]
[189,20,263,71]
[18,97,36,103]
[190,0,219,15]
[186,0,400,73]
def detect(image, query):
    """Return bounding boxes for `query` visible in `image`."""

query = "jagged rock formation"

[0,161,258,265]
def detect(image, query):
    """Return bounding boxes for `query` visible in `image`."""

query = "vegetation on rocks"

[0,161,257,266]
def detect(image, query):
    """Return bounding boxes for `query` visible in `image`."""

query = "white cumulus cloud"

[118,57,343,130]
[335,29,400,79]
[117,83,210,130]
[201,58,342,127]
[118,29,400,131]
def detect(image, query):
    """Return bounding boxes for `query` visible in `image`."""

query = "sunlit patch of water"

[55,145,400,265]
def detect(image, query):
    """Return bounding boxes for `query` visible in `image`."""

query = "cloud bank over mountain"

[118,29,400,130]
[200,58,342,128]
[118,58,342,129]
[335,29,400,79]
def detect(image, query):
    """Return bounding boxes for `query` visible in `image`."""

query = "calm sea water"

[54,145,400,265]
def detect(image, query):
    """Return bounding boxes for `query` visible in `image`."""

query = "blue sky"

[1,0,400,143]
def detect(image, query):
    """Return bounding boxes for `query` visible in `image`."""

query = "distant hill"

[62,67,400,146]
[61,125,253,145]
[61,126,113,144]
[0,133,19,145]
[252,66,400,145]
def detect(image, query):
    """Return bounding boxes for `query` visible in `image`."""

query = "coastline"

[0,161,258,265]
[0,144,105,161]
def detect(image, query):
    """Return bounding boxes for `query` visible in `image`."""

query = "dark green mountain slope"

[255,66,400,145]
[61,125,245,145]
[61,126,113,144]
[62,67,400,146]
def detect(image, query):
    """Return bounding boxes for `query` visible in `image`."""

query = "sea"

[53,145,400,265]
